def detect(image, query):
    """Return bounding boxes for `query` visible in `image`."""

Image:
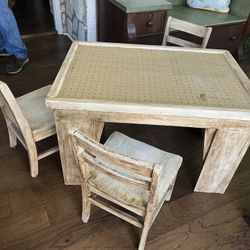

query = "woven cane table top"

[53,43,250,111]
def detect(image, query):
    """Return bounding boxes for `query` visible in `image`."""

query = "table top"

[109,0,172,13]
[46,42,250,122]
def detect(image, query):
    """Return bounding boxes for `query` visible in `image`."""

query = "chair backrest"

[70,129,158,192]
[0,81,32,142]
[162,16,213,48]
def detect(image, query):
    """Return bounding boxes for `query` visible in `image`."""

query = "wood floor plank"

[147,195,250,250]
[43,190,82,224]
[6,210,122,250]
[0,193,11,218]
[62,201,190,250]
[62,221,138,250]
[177,162,250,221]
[0,206,50,249]
[8,188,45,214]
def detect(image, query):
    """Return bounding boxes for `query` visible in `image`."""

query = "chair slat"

[170,17,208,37]
[89,184,146,216]
[82,150,151,189]
[38,146,59,160]
[167,36,200,48]
[89,197,143,228]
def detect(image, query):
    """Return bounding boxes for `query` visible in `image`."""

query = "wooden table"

[46,42,250,194]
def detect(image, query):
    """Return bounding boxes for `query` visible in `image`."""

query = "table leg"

[55,111,104,185]
[203,128,217,160]
[195,128,250,194]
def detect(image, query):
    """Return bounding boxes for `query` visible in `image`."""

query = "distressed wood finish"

[54,110,104,184]
[46,42,250,193]
[70,129,182,250]
[196,128,250,194]
[0,82,58,177]
[162,16,213,48]
[203,128,217,160]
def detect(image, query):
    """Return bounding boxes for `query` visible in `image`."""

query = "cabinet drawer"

[207,22,246,55]
[127,11,166,37]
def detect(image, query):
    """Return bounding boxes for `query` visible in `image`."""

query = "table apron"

[54,110,250,129]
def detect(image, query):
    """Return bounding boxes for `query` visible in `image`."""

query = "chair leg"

[138,210,154,250]
[7,126,17,148]
[138,223,151,250]
[165,176,177,201]
[27,143,39,178]
[81,184,91,223]
[3,117,17,148]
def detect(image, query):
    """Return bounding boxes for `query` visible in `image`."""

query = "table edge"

[46,42,250,121]
[46,97,250,122]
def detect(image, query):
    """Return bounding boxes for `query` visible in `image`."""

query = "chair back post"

[0,82,34,146]
[70,129,91,181]
[137,163,164,250]
[162,16,172,46]
[144,163,162,216]
[201,26,213,48]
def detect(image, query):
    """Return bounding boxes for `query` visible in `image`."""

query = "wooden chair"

[162,16,213,48]
[70,129,183,250]
[0,81,58,177]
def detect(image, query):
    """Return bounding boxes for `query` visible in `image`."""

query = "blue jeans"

[0,0,27,59]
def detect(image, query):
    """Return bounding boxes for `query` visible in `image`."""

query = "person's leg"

[0,0,27,59]
[0,33,4,51]
[0,0,29,74]
[0,33,9,56]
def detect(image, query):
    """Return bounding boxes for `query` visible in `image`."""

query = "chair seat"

[16,85,55,139]
[89,132,182,209]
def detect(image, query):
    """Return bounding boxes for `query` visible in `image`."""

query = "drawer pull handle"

[147,20,154,27]
[128,24,136,38]
[230,35,237,41]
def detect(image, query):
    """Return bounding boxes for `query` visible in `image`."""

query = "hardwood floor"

[0,35,249,249]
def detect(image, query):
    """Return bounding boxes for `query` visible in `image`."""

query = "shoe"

[4,56,29,75]
[0,49,10,57]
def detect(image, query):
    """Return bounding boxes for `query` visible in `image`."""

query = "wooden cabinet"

[97,0,168,45]
[207,22,248,59]
[97,0,250,60]
[126,11,167,44]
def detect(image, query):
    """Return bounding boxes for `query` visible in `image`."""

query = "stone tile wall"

[60,0,67,33]
[58,0,96,41]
